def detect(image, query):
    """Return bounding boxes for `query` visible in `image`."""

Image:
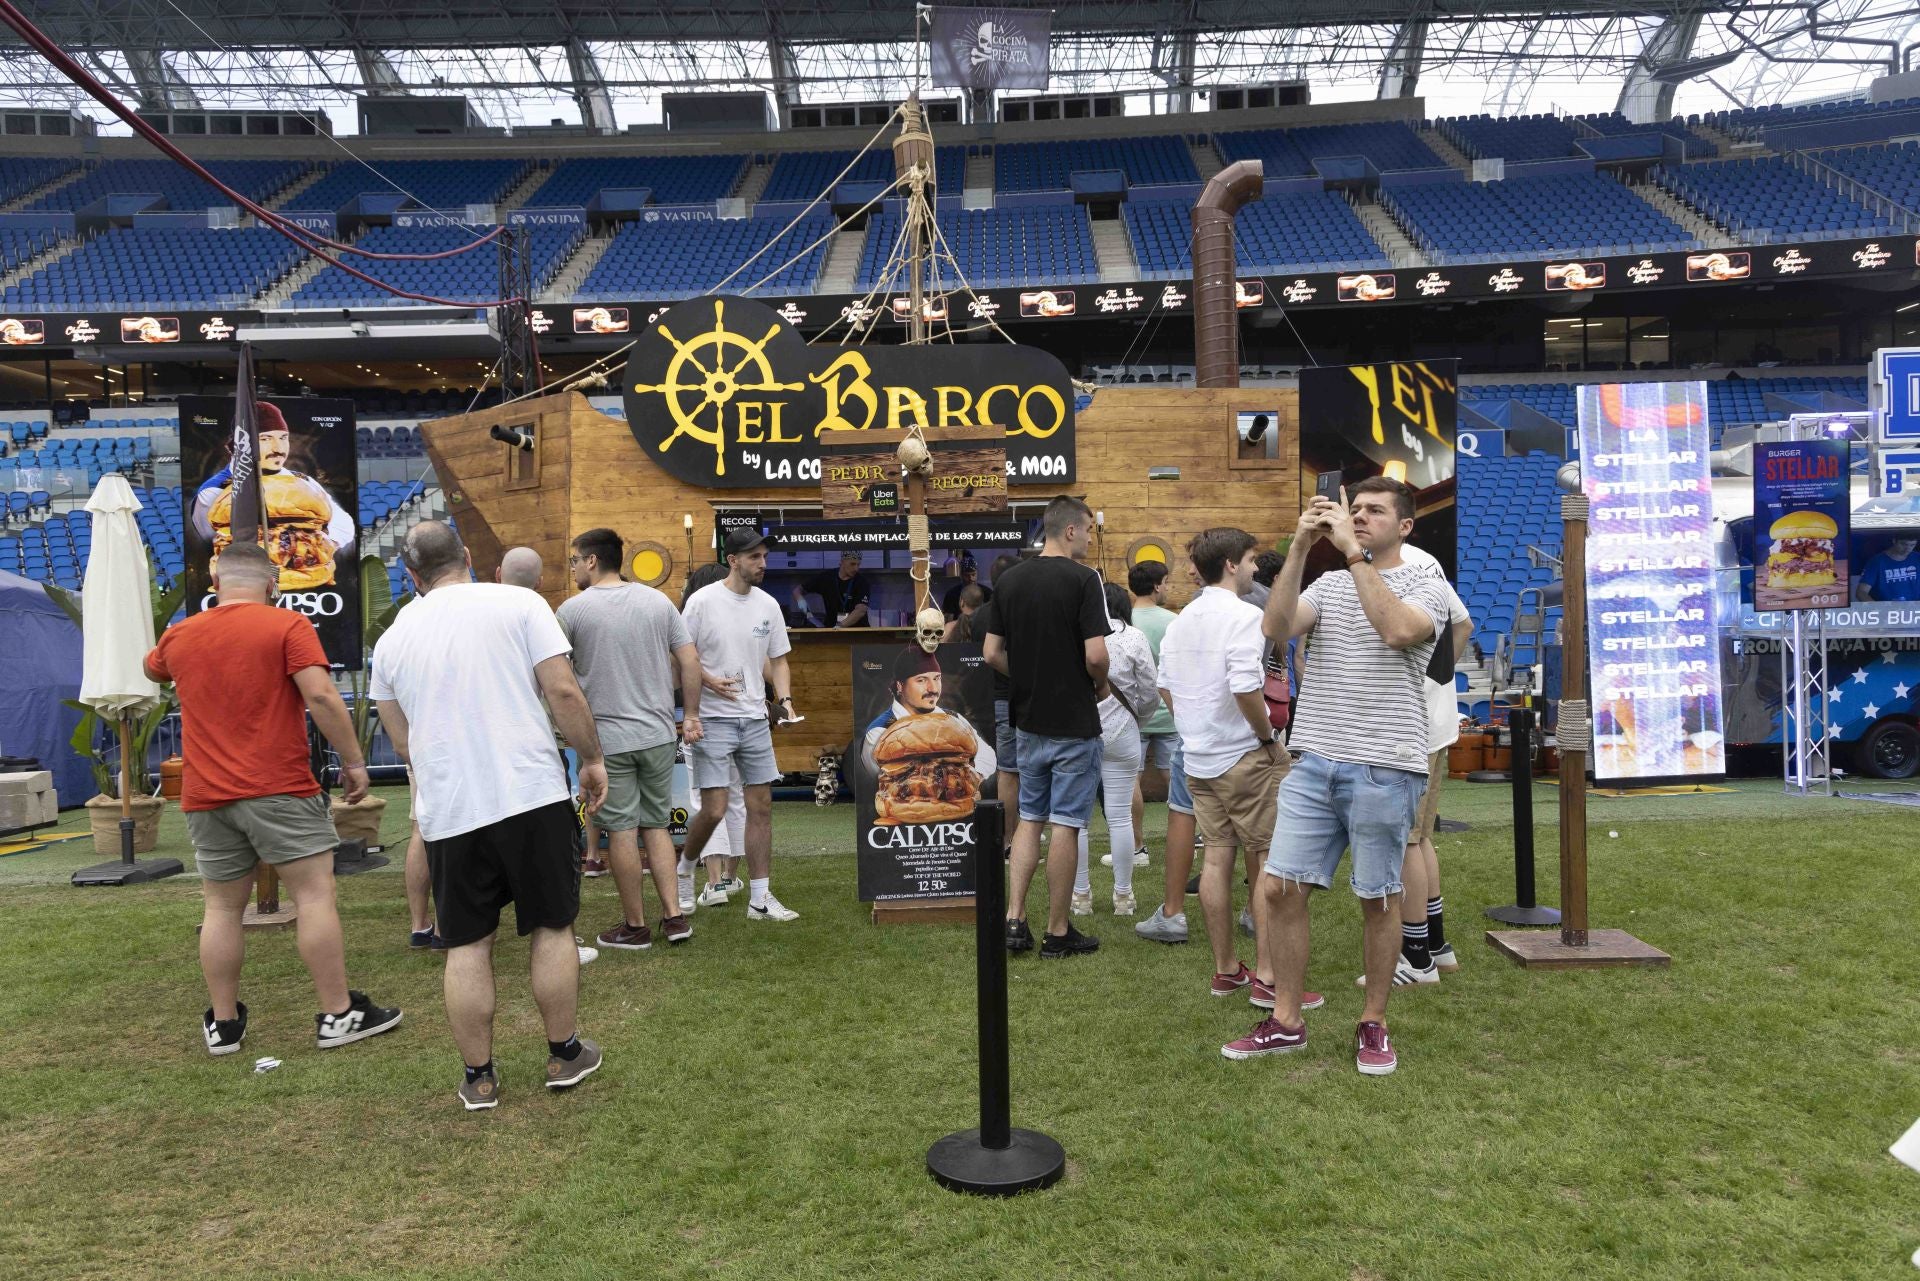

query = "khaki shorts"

[1411,748,1449,844]
[596,742,677,833]
[1186,743,1289,859]
[186,793,338,882]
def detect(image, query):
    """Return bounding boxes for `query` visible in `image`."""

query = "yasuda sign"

[622,295,1076,487]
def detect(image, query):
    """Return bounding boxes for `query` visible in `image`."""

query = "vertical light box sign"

[1577,382,1726,784]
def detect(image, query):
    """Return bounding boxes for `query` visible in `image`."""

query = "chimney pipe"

[1191,159,1265,389]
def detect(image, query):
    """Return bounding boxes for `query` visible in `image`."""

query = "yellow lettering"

[976,385,1018,430]
[885,386,930,431]
[1347,365,1385,445]
[1014,385,1067,439]
[766,400,800,444]
[810,350,878,434]
[934,386,975,428]
[1388,364,1422,427]
[736,401,766,444]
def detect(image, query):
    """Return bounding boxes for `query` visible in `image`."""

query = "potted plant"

[329,553,411,846]
[47,565,182,855]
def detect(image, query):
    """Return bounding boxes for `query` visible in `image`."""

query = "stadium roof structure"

[3,0,1918,129]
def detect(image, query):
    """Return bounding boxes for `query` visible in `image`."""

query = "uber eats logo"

[623,296,1077,488]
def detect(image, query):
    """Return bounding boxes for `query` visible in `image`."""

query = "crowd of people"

[152,477,1471,1106]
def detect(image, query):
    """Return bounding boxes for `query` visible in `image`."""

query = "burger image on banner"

[191,401,356,589]
[1764,510,1840,591]
[851,642,999,901]
[862,647,994,824]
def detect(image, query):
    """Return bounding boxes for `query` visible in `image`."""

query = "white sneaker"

[576,943,600,966]
[1355,955,1440,987]
[696,883,730,908]
[718,876,746,896]
[1100,852,1115,867]
[1112,890,1137,916]
[748,894,800,922]
[679,871,698,915]
[1099,849,1150,868]
[1431,943,1460,971]
[1070,889,1093,916]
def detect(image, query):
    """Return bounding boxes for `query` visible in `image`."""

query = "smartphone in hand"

[1314,470,1343,502]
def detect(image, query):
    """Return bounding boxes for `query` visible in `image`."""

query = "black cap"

[723,527,772,556]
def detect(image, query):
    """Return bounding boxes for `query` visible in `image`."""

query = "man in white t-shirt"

[679,527,800,922]
[1388,542,1473,985]
[373,521,610,1111]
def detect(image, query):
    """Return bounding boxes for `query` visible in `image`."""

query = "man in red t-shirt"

[146,542,402,1058]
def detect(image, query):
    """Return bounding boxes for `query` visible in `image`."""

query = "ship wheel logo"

[630,297,804,477]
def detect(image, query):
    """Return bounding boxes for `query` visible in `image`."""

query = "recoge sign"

[624,295,1075,487]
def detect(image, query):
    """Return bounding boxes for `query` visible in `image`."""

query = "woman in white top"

[1076,582,1162,915]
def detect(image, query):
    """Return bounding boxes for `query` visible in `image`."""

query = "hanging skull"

[896,434,932,476]
[915,607,946,653]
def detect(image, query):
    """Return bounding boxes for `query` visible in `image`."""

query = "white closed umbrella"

[71,473,175,880]
[79,474,162,724]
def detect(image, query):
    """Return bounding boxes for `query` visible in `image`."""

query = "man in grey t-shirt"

[1219,478,1447,1078]
[557,528,704,950]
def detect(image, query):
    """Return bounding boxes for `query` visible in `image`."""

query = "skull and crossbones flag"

[929,7,1052,91]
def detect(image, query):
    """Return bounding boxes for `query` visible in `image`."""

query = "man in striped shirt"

[1220,478,1448,1076]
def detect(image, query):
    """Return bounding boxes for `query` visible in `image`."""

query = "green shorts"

[596,742,677,833]
[186,793,338,882]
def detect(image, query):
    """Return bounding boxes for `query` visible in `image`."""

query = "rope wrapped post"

[1558,491,1592,948]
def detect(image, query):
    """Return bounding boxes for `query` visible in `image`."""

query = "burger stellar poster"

[1577,382,1725,783]
[180,395,361,668]
[1754,440,1850,611]
[849,643,998,901]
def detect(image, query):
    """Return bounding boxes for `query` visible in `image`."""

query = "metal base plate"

[1484,903,1562,926]
[70,857,185,887]
[927,1128,1065,1196]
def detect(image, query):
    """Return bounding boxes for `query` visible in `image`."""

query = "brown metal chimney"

[1191,159,1265,388]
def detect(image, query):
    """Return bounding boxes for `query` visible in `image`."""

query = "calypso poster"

[846,642,998,901]
[1753,440,1850,612]
[180,395,362,668]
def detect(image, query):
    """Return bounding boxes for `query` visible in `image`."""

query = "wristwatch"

[1345,551,1369,568]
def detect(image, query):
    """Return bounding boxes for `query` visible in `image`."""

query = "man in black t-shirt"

[983,496,1110,959]
[796,551,871,627]
[941,553,992,619]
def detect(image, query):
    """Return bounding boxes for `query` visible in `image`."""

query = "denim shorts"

[993,699,1018,772]
[1264,750,1426,899]
[688,716,778,790]
[1141,732,1177,771]
[1015,730,1101,828]
[1166,740,1193,816]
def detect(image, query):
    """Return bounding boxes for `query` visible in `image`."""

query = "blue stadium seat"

[1,226,305,310]
[761,146,965,203]
[992,136,1198,193]
[289,223,583,308]
[1216,122,1444,175]
[28,158,305,212]
[1383,173,1694,260]
[1654,154,1899,241]
[523,155,748,209]
[289,159,531,214]
[1126,192,1389,275]
[857,205,1097,289]
[583,212,833,297]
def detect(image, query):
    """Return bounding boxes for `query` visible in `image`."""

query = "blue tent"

[0,568,89,807]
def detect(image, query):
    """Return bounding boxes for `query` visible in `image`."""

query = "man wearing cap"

[796,550,872,628]
[679,528,801,922]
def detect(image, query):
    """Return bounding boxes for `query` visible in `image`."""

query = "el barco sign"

[622,295,1076,488]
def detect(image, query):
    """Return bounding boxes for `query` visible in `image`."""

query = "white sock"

[1074,838,1091,896]
[677,853,696,876]
[750,877,770,908]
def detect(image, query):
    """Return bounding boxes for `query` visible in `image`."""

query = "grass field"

[2,778,1918,1280]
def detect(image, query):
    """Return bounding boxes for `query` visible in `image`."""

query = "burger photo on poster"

[1765,510,1839,589]
[861,647,996,826]
[191,401,356,590]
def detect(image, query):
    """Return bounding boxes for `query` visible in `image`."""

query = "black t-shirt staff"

[797,551,872,627]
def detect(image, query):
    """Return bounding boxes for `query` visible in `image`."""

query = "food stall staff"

[795,550,872,627]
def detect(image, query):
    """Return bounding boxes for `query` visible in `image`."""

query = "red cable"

[0,0,529,309]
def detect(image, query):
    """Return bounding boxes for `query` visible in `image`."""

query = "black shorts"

[426,800,583,948]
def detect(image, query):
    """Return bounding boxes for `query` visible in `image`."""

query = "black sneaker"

[1185,873,1202,895]
[315,991,404,1049]
[203,1002,248,1056]
[1040,924,1100,958]
[1005,918,1034,953]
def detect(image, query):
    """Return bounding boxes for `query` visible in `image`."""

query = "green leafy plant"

[349,552,412,762]
[46,556,186,800]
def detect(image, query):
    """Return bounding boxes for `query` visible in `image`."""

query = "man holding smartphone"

[1223,479,1448,1076]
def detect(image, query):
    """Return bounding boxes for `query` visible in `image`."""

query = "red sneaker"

[1210,963,1253,996]
[1249,978,1325,1012]
[596,920,652,950]
[1355,1020,1397,1076]
[1220,1016,1307,1060]
[660,914,692,945]
[582,858,610,879]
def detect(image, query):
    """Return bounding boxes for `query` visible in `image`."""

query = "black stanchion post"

[927,801,1065,1196]
[1485,705,1560,927]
